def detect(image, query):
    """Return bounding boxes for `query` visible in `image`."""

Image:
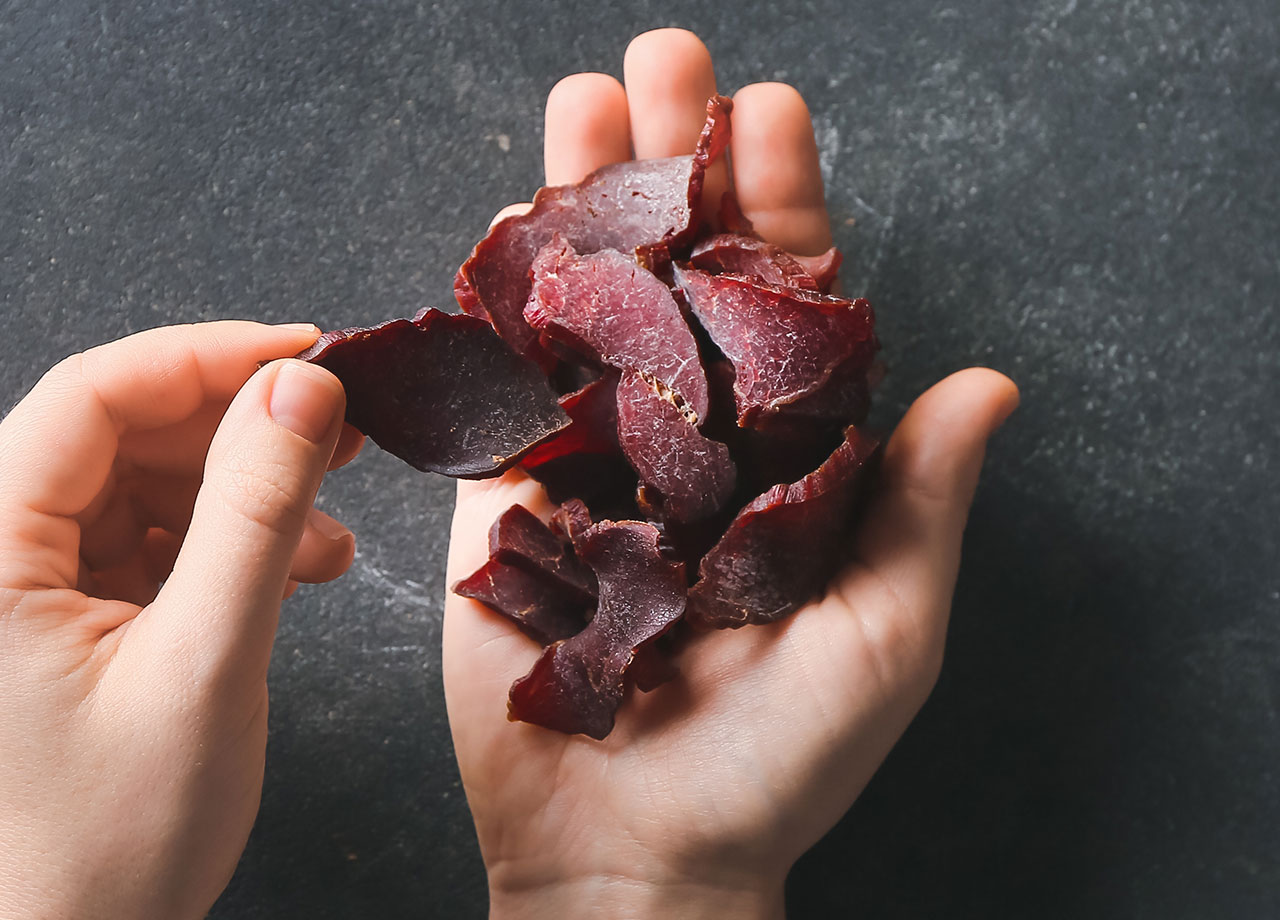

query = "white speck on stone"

[811,114,839,188]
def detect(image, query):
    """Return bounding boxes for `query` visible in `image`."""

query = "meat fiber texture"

[300,96,882,738]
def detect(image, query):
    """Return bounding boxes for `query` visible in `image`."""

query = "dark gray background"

[3,0,1277,916]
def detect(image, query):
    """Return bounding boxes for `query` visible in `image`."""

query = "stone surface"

[2,1,1278,917]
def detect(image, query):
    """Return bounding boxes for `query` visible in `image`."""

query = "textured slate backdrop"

[3,1,1278,917]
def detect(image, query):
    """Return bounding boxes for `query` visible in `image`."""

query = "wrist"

[487,869,787,920]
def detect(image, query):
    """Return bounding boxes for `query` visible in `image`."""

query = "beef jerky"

[488,504,596,603]
[614,371,736,524]
[525,236,710,422]
[674,266,875,426]
[455,96,733,358]
[298,308,569,478]
[508,520,686,738]
[690,233,822,291]
[454,559,589,646]
[686,427,880,629]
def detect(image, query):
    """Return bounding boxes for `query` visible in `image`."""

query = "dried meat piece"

[615,371,736,524]
[508,520,686,738]
[520,373,621,468]
[454,559,589,645]
[686,426,881,629]
[764,337,879,426]
[298,308,570,478]
[690,233,822,291]
[674,266,875,426]
[525,236,710,422]
[455,96,733,358]
[489,504,596,604]
[551,498,595,546]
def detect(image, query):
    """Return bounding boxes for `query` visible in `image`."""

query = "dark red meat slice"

[765,336,879,426]
[525,236,710,422]
[690,233,822,291]
[488,504,597,603]
[686,426,881,629]
[455,95,733,358]
[508,520,686,738]
[674,266,876,426]
[520,373,621,468]
[615,371,736,523]
[298,308,569,478]
[453,559,589,645]
[551,498,595,546]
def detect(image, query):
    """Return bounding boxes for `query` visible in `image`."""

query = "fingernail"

[308,507,354,543]
[276,322,320,332]
[269,362,342,444]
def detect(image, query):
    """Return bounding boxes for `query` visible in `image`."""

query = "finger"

[0,322,321,590]
[622,28,727,219]
[328,423,365,471]
[490,202,534,229]
[78,473,203,573]
[623,29,717,159]
[730,82,832,255]
[140,359,345,684]
[543,72,631,185]
[141,527,183,586]
[290,507,356,584]
[836,368,1020,656]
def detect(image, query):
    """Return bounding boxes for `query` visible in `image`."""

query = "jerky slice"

[508,520,686,739]
[454,560,587,646]
[686,426,880,629]
[525,236,710,422]
[615,371,736,524]
[455,96,733,358]
[690,233,823,291]
[299,309,570,478]
[674,266,875,426]
[489,504,596,603]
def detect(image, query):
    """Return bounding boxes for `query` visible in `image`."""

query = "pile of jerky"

[301,96,881,739]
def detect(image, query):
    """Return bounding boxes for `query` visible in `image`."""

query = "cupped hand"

[0,322,362,919]
[443,29,1019,920]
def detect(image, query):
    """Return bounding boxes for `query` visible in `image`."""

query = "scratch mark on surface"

[350,549,435,609]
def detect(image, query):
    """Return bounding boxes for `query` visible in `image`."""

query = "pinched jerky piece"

[454,559,588,646]
[298,308,569,478]
[674,266,876,426]
[690,233,823,291]
[489,504,596,604]
[455,96,733,359]
[615,371,736,524]
[508,520,686,739]
[525,236,710,422]
[686,427,880,629]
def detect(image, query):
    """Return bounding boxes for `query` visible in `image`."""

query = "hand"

[443,29,1019,919]
[0,322,362,919]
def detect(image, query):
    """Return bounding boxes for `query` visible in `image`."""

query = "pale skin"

[0,27,1016,920]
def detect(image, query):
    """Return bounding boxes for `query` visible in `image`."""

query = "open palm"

[442,29,1018,915]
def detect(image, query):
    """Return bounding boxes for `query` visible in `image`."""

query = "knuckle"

[213,452,308,539]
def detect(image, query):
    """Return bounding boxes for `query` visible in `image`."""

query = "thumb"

[142,359,345,683]
[842,367,1019,642]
